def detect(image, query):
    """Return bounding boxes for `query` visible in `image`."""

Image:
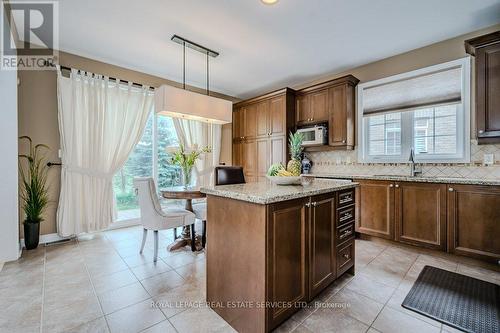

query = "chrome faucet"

[409,148,422,177]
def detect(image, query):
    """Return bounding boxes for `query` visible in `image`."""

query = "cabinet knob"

[448,187,454,192]
[389,184,394,188]
[478,130,484,134]
[312,202,317,207]
[305,202,311,208]
[342,139,346,144]
[395,184,400,188]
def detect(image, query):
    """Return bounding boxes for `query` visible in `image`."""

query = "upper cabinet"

[232,88,296,180]
[465,31,500,144]
[296,75,359,150]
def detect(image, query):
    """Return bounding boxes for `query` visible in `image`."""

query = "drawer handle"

[340,196,352,204]
[340,212,353,222]
[340,229,352,239]
[343,253,350,259]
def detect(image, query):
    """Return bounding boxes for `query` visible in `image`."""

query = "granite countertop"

[200,179,357,204]
[307,173,500,186]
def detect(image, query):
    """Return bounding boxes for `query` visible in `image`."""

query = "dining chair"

[191,166,246,249]
[134,177,195,261]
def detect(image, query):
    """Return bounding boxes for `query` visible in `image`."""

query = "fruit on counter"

[267,163,285,176]
[287,131,304,176]
[277,169,295,177]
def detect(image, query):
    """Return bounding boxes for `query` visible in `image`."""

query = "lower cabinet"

[395,182,447,250]
[355,179,500,263]
[309,194,336,298]
[266,190,355,330]
[447,184,500,262]
[355,180,395,239]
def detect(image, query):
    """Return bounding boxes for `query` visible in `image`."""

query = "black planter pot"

[24,222,40,250]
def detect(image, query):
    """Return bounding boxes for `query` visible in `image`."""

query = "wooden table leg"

[167,199,202,251]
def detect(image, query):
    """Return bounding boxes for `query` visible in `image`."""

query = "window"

[358,58,470,163]
[112,112,182,221]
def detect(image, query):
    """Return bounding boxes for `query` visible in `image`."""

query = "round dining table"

[161,186,205,251]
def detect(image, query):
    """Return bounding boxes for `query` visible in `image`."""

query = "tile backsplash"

[308,141,500,180]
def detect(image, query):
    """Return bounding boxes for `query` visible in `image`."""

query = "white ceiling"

[26,0,500,98]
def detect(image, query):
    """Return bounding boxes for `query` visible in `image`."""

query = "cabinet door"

[447,184,500,262]
[256,138,269,177]
[476,43,500,143]
[296,94,310,124]
[269,136,286,166]
[242,139,257,177]
[395,182,447,250]
[267,198,308,330]
[310,89,329,122]
[256,101,270,138]
[243,105,257,138]
[309,193,336,298]
[329,85,348,146]
[355,179,395,240]
[232,109,243,139]
[232,141,243,167]
[269,96,286,136]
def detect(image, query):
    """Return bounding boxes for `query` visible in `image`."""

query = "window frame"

[357,57,471,164]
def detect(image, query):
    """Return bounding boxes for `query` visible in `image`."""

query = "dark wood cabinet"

[297,75,359,151]
[309,194,336,298]
[465,31,500,144]
[395,182,447,250]
[232,89,295,179]
[266,198,309,329]
[355,178,499,263]
[329,83,355,148]
[355,179,395,240]
[296,94,311,125]
[447,184,500,262]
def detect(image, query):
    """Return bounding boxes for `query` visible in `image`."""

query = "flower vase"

[182,166,193,189]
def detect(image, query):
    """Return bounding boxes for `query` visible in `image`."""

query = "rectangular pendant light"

[154,85,232,124]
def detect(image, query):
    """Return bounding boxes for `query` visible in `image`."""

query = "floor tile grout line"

[76,238,112,333]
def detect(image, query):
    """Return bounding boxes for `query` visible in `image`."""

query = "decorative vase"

[24,222,40,250]
[182,166,193,189]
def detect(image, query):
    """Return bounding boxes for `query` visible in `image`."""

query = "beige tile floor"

[1,226,499,333]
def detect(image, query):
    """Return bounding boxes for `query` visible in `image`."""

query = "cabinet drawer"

[337,240,354,275]
[338,190,354,207]
[337,223,354,245]
[337,205,354,227]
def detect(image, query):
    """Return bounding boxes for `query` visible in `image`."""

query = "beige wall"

[18,51,236,237]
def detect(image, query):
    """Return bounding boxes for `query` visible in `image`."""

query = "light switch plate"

[483,153,494,166]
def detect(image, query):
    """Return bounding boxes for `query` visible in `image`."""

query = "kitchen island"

[200,179,358,332]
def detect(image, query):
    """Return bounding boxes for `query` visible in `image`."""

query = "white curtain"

[172,118,222,187]
[56,69,154,236]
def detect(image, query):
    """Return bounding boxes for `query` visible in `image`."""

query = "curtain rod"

[52,63,155,91]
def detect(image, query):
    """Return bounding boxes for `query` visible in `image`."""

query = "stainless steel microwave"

[297,126,328,146]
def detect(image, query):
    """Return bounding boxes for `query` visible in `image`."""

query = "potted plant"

[167,144,211,189]
[18,136,50,250]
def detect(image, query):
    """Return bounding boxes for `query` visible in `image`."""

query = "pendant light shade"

[154,84,232,124]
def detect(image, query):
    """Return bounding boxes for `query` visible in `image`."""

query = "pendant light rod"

[183,41,186,89]
[206,51,209,96]
[171,35,219,58]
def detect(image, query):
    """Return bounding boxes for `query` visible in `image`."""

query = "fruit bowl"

[266,175,301,185]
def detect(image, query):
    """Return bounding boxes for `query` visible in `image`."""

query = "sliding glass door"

[113,113,182,222]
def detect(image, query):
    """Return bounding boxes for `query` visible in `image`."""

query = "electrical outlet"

[483,153,494,166]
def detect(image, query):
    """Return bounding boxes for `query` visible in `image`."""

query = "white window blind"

[357,58,470,163]
[363,66,462,116]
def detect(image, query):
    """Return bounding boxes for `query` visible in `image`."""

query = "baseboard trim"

[20,233,73,249]
[108,218,141,230]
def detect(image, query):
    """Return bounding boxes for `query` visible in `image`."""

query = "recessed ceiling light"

[261,0,278,5]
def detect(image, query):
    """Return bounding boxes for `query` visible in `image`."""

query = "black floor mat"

[402,265,500,333]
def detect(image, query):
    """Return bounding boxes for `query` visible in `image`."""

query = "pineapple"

[287,131,304,176]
